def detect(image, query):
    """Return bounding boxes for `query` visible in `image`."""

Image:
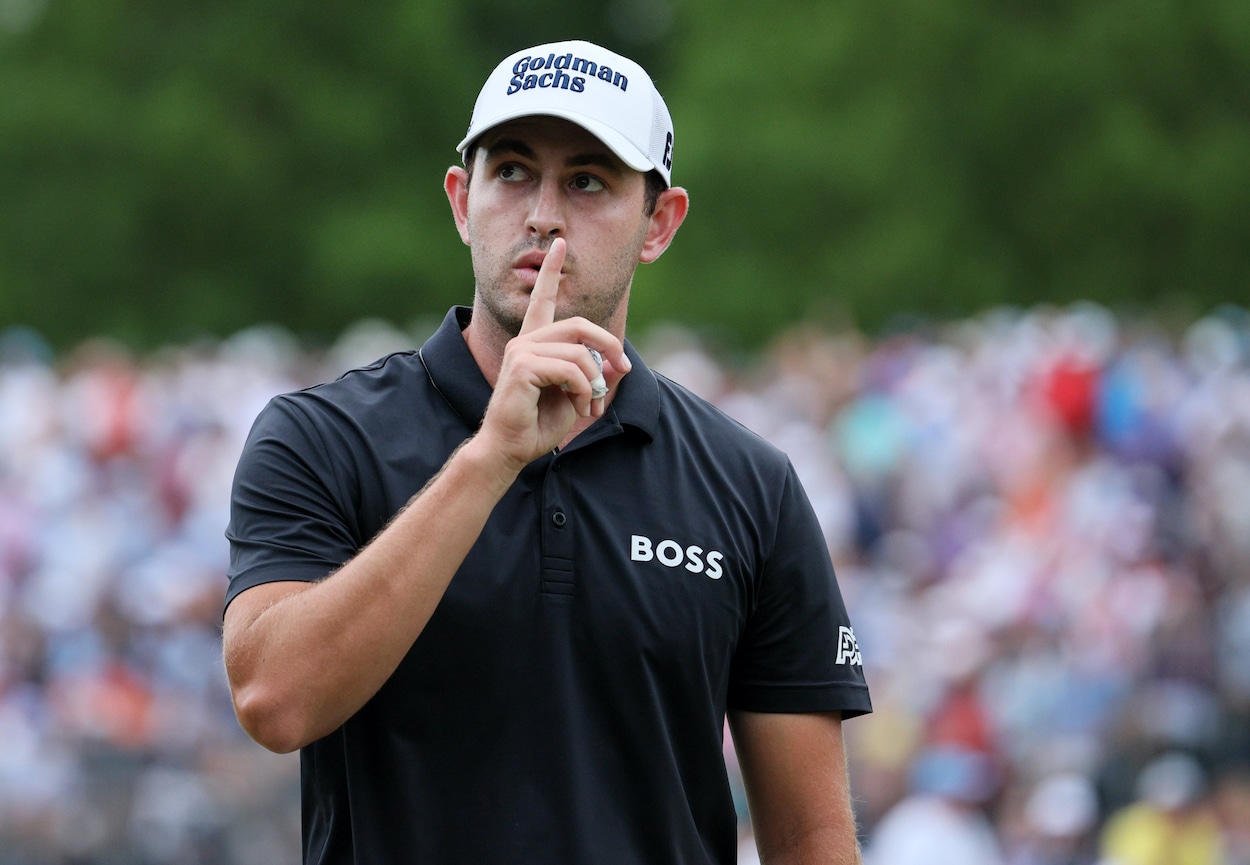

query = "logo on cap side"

[507,51,629,96]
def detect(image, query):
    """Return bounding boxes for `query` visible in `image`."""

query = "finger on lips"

[519,238,566,335]
[515,237,628,401]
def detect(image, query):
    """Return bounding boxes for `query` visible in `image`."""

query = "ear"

[445,166,471,246]
[639,187,690,264]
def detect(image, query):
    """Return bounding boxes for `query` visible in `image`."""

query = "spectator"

[862,745,1006,865]
[2,301,1249,863]
[1099,751,1224,865]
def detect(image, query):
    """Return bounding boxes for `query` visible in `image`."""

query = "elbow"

[231,680,317,754]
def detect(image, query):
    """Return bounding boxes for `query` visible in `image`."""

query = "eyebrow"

[483,138,623,174]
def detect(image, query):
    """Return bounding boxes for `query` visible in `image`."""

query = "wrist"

[455,433,527,495]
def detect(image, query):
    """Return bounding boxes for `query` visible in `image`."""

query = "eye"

[498,164,530,182]
[571,174,605,192]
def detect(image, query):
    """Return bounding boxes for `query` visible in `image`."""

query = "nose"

[526,178,565,239]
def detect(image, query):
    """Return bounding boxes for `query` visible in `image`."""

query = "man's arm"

[729,710,862,865]
[222,436,523,754]
[223,239,625,754]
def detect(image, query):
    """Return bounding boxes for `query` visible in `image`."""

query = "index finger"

[519,238,566,335]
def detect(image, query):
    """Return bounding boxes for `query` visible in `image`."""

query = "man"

[223,39,871,864]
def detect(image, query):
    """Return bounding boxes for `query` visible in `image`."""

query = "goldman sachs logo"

[507,51,630,96]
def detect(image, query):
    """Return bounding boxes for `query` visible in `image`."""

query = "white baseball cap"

[457,40,675,187]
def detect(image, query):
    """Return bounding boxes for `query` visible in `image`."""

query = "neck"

[461,311,513,388]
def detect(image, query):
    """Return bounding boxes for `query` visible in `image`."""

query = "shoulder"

[650,371,790,469]
[241,349,442,472]
[231,349,452,546]
[257,350,429,429]
[292,350,426,408]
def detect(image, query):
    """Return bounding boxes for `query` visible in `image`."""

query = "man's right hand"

[475,237,630,471]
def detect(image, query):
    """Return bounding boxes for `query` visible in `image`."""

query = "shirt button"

[552,510,567,527]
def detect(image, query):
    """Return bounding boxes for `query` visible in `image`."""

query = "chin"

[476,298,526,338]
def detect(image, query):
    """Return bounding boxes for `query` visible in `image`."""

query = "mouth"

[512,250,562,288]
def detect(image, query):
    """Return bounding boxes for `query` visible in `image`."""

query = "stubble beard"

[469,223,648,339]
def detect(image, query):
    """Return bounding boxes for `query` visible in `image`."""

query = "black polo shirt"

[227,306,871,865]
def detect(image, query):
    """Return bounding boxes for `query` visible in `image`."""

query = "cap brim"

[456,108,656,175]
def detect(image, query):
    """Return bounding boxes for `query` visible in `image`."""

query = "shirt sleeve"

[726,461,872,717]
[224,395,362,611]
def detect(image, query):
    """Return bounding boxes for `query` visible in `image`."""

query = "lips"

[514,250,548,271]
[511,249,563,288]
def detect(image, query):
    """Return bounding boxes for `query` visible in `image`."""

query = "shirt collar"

[420,306,658,442]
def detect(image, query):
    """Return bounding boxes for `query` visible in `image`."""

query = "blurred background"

[1,1,1249,863]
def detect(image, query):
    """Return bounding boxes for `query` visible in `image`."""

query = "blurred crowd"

[2,303,1249,864]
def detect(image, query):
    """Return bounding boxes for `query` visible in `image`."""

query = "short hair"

[641,169,666,218]
[463,145,667,217]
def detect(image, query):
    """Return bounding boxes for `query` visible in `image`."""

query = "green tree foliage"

[644,0,1250,340]
[0,0,657,348]
[1,0,1246,350]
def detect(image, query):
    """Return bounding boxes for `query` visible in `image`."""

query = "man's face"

[457,117,652,338]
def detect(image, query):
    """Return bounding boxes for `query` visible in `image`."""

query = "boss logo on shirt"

[630,534,724,579]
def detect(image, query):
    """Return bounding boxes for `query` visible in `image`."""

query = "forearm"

[749,773,862,865]
[224,435,519,752]
[752,817,862,865]
[731,710,863,865]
